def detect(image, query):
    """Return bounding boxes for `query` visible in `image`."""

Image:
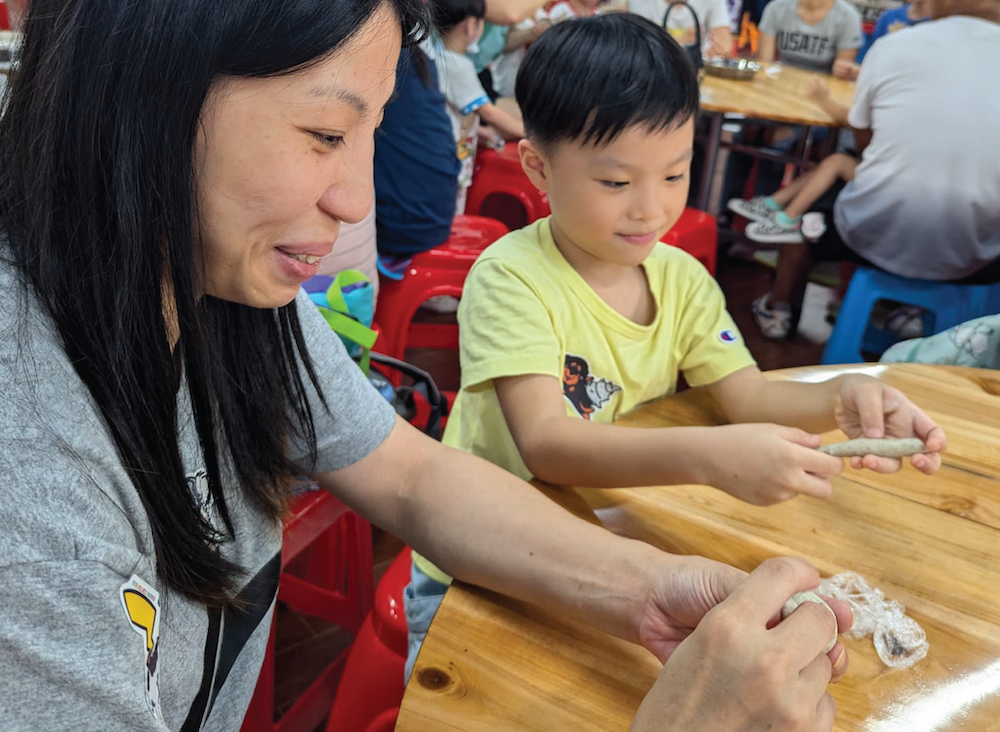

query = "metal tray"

[702,58,761,81]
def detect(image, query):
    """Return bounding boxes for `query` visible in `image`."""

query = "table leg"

[797,125,816,173]
[697,112,723,213]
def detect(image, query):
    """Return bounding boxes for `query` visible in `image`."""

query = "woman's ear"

[518,138,550,192]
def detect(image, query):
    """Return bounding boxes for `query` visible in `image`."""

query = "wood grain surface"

[398,364,1000,731]
[700,62,857,126]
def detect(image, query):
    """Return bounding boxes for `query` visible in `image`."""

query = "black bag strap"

[663,1,703,69]
[369,352,449,439]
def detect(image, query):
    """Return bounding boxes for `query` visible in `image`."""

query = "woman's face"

[194,4,401,308]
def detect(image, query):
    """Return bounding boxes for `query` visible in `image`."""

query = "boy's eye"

[599,180,628,189]
[312,132,345,150]
[666,173,687,183]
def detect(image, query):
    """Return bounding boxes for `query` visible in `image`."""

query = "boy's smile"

[519,119,695,280]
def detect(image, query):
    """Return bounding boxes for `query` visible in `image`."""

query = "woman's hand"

[834,376,947,474]
[630,558,852,732]
[700,424,844,505]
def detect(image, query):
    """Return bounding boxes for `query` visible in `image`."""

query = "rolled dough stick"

[781,591,838,654]
[818,437,925,458]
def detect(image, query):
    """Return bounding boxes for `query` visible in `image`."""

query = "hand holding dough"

[781,591,838,654]
[818,437,925,458]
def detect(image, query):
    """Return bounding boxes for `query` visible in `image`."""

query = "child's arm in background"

[807,77,850,126]
[495,374,845,505]
[706,366,946,474]
[479,103,525,139]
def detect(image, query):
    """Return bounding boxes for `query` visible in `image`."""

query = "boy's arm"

[706,366,945,474]
[478,102,525,139]
[495,372,844,503]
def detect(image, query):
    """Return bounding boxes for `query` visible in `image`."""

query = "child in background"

[403,12,944,680]
[424,0,525,213]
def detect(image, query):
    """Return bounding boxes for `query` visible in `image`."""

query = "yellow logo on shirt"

[119,575,164,722]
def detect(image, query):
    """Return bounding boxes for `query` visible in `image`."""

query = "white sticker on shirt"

[119,575,164,722]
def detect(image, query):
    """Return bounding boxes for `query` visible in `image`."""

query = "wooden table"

[695,62,857,211]
[398,364,1000,731]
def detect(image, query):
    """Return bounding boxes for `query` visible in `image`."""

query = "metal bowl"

[702,58,761,81]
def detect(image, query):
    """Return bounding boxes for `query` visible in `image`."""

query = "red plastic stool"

[326,548,413,732]
[374,214,508,364]
[661,208,718,276]
[464,141,550,231]
[241,490,374,732]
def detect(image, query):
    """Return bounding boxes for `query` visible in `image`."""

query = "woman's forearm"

[318,418,661,643]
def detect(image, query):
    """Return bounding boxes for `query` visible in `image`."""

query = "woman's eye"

[600,180,628,189]
[313,133,345,149]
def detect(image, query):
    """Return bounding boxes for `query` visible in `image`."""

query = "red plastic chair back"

[326,549,413,732]
[660,207,718,276]
[374,214,508,363]
[241,491,374,732]
[465,142,550,231]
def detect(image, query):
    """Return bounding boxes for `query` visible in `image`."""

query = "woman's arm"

[312,416,667,643]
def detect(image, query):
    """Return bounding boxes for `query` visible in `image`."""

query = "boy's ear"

[518,138,550,192]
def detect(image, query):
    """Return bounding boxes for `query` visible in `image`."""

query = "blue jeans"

[403,561,449,683]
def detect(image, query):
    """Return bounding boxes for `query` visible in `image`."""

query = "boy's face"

[521,120,695,270]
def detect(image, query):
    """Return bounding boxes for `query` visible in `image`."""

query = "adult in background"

[753,0,1000,338]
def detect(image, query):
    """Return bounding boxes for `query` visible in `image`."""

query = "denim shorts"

[403,561,449,683]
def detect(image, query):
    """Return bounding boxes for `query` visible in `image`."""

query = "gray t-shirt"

[759,0,863,72]
[0,252,396,731]
[835,17,1000,280]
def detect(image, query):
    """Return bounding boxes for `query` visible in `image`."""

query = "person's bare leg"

[771,243,815,313]
[768,166,820,207]
[783,154,857,219]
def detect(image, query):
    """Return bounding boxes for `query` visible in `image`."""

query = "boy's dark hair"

[516,13,700,148]
[429,0,486,34]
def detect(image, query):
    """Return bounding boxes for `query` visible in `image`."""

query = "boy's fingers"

[851,382,886,438]
[858,454,902,473]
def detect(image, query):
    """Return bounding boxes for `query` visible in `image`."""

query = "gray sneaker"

[746,216,804,245]
[752,293,794,339]
[727,196,777,223]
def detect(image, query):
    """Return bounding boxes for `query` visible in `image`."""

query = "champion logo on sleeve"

[718,330,740,343]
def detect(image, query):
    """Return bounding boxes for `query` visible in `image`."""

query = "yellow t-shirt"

[413,217,756,583]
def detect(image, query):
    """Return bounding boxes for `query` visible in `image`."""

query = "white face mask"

[466,20,483,55]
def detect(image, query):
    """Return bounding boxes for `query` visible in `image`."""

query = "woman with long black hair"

[0,1,852,730]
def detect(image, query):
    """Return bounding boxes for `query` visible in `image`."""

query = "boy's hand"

[834,376,947,474]
[703,424,844,505]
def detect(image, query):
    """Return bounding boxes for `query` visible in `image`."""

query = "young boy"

[404,13,944,679]
[424,0,525,214]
